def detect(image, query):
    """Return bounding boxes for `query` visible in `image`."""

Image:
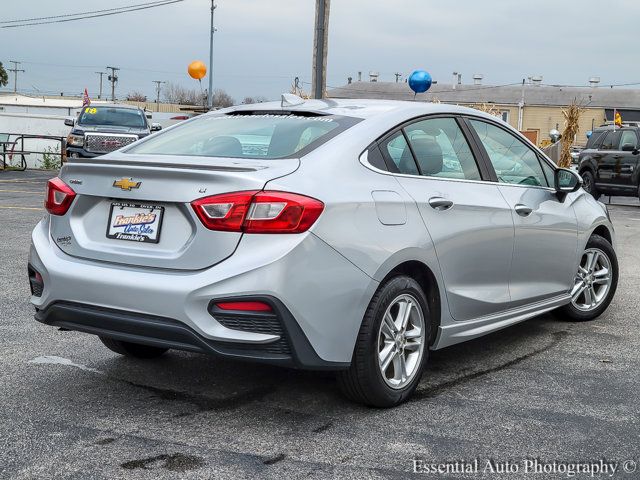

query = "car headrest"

[204,136,243,157]
[411,137,443,175]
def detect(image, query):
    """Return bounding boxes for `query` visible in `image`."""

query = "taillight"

[45,177,76,215]
[191,190,324,233]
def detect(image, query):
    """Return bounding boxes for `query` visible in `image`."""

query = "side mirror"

[621,143,636,152]
[64,117,75,127]
[150,123,162,132]
[555,168,582,194]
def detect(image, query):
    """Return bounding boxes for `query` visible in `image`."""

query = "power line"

[0,0,179,24]
[1,0,184,28]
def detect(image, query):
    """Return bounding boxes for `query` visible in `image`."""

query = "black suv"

[578,126,640,199]
[65,104,161,159]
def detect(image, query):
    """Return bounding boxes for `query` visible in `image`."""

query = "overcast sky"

[2,0,639,102]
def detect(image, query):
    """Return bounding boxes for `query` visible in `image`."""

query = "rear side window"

[126,113,357,159]
[404,117,481,180]
[599,131,618,150]
[379,131,420,175]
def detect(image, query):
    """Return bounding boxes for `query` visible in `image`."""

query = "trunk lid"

[52,154,299,270]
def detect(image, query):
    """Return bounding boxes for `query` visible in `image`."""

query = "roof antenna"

[281,93,305,108]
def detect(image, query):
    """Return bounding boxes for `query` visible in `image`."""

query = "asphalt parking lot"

[0,169,639,479]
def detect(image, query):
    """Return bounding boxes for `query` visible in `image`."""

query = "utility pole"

[106,66,120,102]
[312,0,330,99]
[207,0,217,110]
[8,61,25,94]
[95,71,106,99]
[152,80,166,112]
[394,72,402,83]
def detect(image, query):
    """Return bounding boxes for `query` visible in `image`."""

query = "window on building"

[500,110,510,124]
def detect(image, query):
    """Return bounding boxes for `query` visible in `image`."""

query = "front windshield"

[77,107,147,128]
[125,113,357,159]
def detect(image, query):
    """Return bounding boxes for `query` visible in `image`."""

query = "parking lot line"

[0,189,44,194]
[0,205,42,211]
[0,180,49,184]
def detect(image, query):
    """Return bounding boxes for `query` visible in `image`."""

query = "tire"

[557,234,618,321]
[337,275,430,407]
[581,170,600,200]
[99,336,169,359]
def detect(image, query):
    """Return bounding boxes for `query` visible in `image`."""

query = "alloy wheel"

[377,294,425,389]
[571,248,612,311]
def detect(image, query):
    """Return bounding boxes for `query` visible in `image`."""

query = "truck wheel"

[581,170,600,200]
[337,276,430,407]
[100,337,169,359]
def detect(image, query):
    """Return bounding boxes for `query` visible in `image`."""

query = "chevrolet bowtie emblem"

[113,178,141,191]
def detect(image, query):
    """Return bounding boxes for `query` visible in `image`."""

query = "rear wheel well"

[381,261,441,345]
[592,225,612,245]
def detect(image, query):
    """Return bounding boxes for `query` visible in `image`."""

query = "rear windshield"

[78,107,147,128]
[586,130,607,149]
[125,113,358,159]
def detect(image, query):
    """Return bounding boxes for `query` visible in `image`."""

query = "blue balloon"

[408,70,432,94]
[586,130,593,138]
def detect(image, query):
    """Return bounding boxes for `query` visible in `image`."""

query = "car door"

[466,118,578,306]
[594,129,620,190]
[381,116,515,321]
[611,129,639,191]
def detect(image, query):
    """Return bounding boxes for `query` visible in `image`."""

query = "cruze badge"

[113,178,141,191]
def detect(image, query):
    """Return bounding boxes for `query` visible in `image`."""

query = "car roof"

[90,103,143,111]
[225,98,494,121]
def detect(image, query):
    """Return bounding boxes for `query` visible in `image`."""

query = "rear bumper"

[35,299,346,369]
[29,217,378,366]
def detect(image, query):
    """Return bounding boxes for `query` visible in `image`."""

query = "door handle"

[514,204,533,217]
[428,197,454,211]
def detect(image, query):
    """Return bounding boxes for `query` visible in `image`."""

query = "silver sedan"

[29,98,618,407]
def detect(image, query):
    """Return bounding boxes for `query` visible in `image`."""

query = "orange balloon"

[188,61,207,80]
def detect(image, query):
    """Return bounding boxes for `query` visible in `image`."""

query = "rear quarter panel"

[263,117,451,342]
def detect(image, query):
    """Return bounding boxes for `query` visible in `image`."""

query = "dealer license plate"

[106,202,164,243]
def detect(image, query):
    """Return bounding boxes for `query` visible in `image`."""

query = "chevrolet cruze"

[29,97,618,407]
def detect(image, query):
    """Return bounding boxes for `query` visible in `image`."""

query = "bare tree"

[212,89,234,108]
[126,91,147,102]
[163,82,201,105]
[0,62,8,88]
[162,83,234,108]
[242,96,268,104]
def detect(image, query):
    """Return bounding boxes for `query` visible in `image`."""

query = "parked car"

[64,104,161,159]
[578,126,640,199]
[30,98,618,407]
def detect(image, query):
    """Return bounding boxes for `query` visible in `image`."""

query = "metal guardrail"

[0,133,66,171]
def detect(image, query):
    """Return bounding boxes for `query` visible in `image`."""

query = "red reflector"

[45,177,76,216]
[215,301,272,312]
[34,271,43,284]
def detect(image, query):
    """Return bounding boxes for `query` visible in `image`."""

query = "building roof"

[328,82,640,109]
[0,93,111,108]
